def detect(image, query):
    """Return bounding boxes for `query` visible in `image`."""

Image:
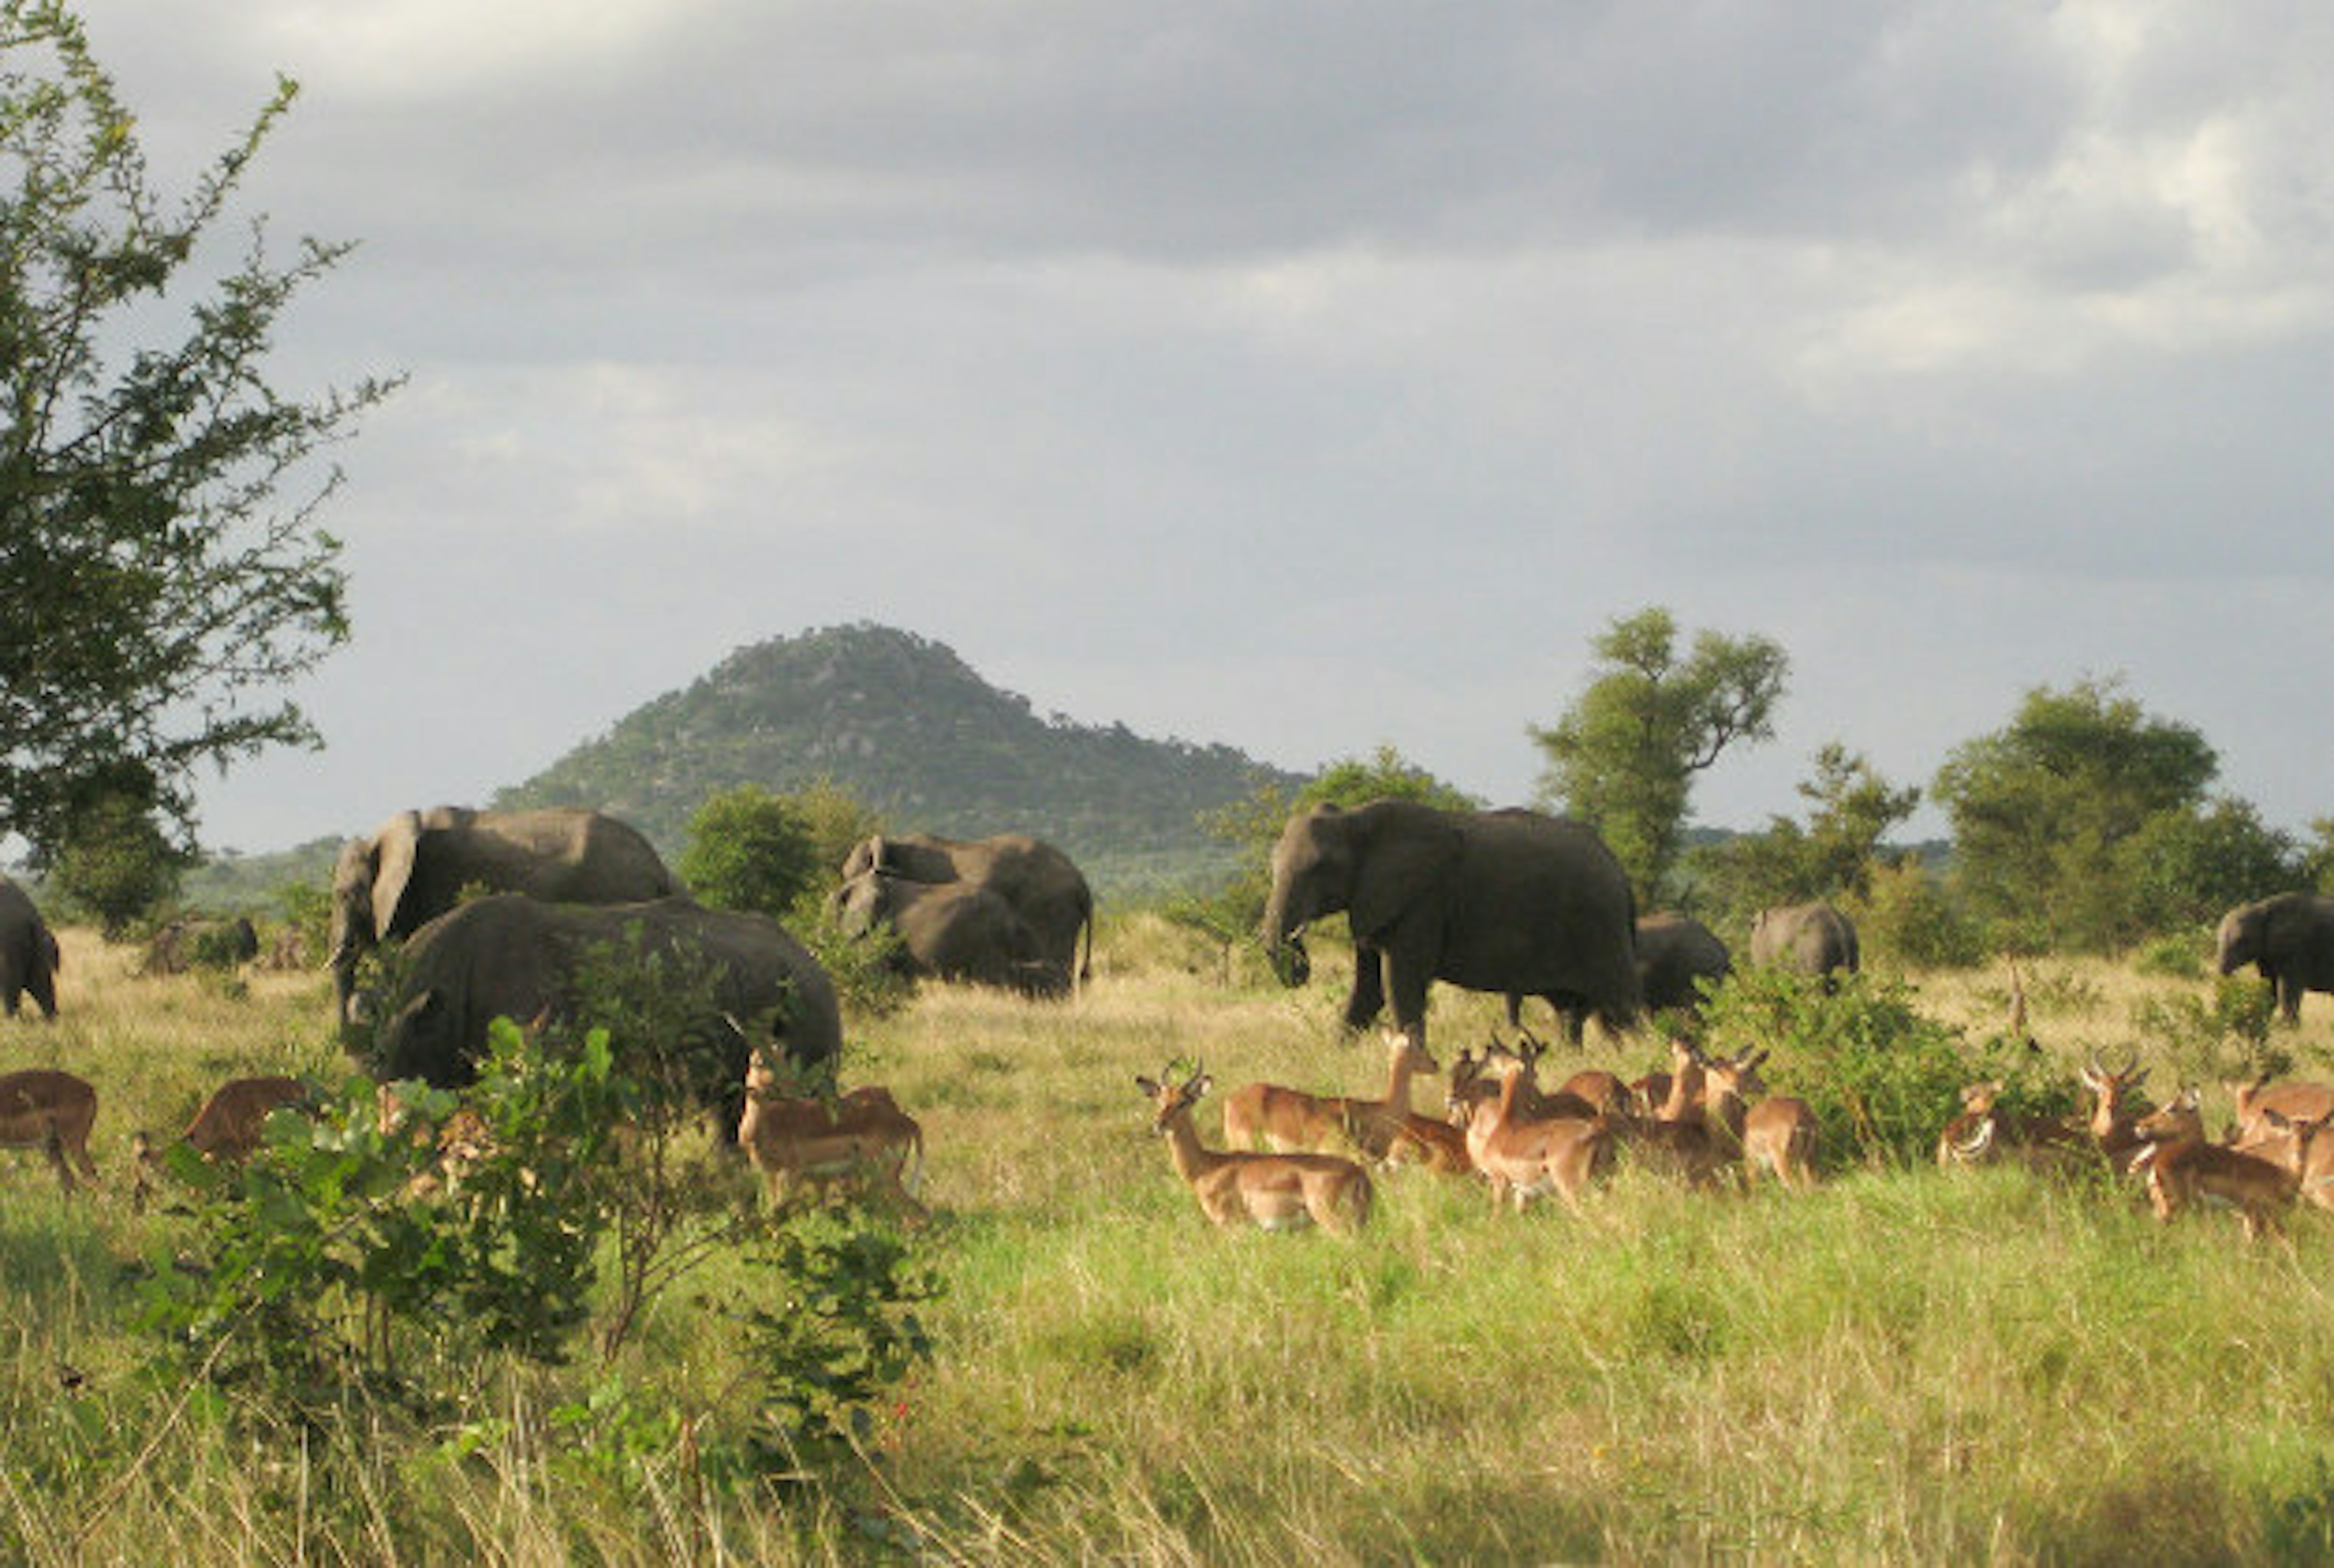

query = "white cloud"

[41,0,2334,851]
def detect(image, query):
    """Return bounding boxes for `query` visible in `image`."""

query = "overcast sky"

[67,1,2334,854]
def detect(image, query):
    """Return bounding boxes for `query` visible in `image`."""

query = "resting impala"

[737,1051,925,1220]
[2079,1051,2155,1177]
[1935,1081,2089,1175]
[1607,1038,1729,1189]
[1698,1049,1819,1192]
[0,1070,98,1193]
[1459,1050,1613,1212]
[2133,1088,2313,1240]
[1141,1067,1372,1233]
[2217,1092,2334,1216]
[1222,1029,1453,1166]
[1444,1037,1598,1127]
[2227,1075,2334,1150]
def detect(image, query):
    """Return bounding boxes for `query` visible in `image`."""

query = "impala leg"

[42,1125,77,1195]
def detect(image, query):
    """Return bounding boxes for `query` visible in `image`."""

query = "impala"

[0,1069,98,1193]
[2078,1051,2154,1176]
[180,1075,310,1163]
[1222,1029,1445,1164]
[1935,1081,2089,1175]
[2226,1074,2334,1150]
[1699,1049,1819,1192]
[1608,1038,1729,1189]
[2219,1094,2334,1216]
[738,1050,926,1220]
[1140,1067,1372,1233]
[2133,1088,2310,1240]
[1458,1050,1613,1211]
[1444,1037,1597,1126]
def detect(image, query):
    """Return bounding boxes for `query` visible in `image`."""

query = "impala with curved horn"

[1141,1066,1372,1234]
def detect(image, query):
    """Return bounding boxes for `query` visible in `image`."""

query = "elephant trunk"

[1259,885,1311,989]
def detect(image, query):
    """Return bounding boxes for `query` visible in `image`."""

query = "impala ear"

[1135,1075,1161,1096]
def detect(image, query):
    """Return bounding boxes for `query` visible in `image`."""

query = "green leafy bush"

[139,1019,632,1409]
[2132,974,2285,1090]
[1850,858,1985,970]
[731,1206,940,1470]
[2133,932,2208,980]
[1698,968,1971,1168]
[790,893,912,1020]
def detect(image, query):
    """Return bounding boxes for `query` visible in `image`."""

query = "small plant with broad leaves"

[728,1205,940,1474]
[139,1017,632,1414]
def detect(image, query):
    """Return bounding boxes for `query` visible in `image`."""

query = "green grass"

[6,921,2334,1562]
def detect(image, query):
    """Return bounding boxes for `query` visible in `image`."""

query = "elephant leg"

[2280,974,2304,1025]
[1380,949,1434,1044]
[1341,946,1387,1033]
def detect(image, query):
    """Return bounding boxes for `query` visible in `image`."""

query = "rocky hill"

[491,624,1304,898]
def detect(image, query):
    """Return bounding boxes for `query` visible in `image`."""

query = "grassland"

[6,921,2334,1564]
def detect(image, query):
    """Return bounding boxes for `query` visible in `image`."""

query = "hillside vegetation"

[495,623,1304,899]
[7,923,2334,1561]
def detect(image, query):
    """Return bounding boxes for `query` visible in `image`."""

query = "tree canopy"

[0,1,394,858]
[1693,743,1920,929]
[1531,607,1788,903]
[1929,676,2281,951]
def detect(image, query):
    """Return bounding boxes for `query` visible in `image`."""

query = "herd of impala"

[1138,1028,1816,1234]
[0,1047,929,1222]
[6,1002,2332,1246]
[1143,1028,2334,1243]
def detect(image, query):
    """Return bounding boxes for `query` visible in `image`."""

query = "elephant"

[0,875,61,1020]
[840,831,1093,993]
[367,893,842,1140]
[143,915,260,976]
[1634,912,1732,1014]
[329,805,680,1025]
[1261,800,1641,1045]
[2217,892,2334,1023]
[830,868,1060,995]
[1749,902,1860,979]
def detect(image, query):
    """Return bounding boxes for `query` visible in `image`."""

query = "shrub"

[1851,858,1985,970]
[790,893,912,1020]
[2132,974,2286,1090]
[681,785,824,919]
[2133,932,2208,980]
[1698,968,1970,1168]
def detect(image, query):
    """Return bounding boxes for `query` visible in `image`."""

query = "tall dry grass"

[4,913,2334,1562]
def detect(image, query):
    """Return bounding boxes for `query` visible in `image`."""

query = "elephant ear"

[371,812,425,938]
[1346,804,1463,942]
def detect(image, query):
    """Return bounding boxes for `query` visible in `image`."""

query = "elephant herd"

[6,800,2333,1093]
[315,808,1096,1113]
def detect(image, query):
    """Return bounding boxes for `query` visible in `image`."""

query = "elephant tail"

[1078,907,1094,989]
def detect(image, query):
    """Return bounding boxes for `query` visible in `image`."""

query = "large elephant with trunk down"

[329,806,680,1025]
[367,894,841,1140]
[0,875,61,1020]
[831,869,1060,995]
[839,832,1092,994]
[2218,892,2334,1023]
[1261,801,1640,1044]
[1750,902,1859,980]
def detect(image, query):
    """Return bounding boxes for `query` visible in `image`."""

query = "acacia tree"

[0,2,394,859]
[1693,742,1920,925]
[1929,676,2263,951]
[1531,607,1788,902]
